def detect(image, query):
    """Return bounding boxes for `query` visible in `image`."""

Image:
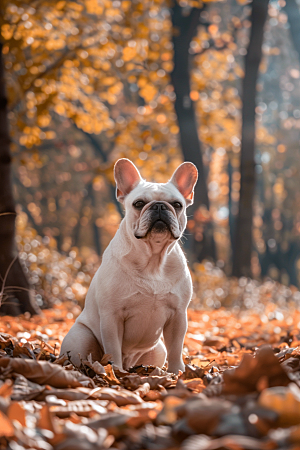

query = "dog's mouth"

[135,219,178,240]
[149,219,170,234]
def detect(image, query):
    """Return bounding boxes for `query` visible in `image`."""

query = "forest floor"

[1,288,300,450]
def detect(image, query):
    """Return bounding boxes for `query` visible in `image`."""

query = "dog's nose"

[150,202,169,211]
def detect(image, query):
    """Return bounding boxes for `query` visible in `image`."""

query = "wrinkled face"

[124,182,187,241]
[114,158,198,245]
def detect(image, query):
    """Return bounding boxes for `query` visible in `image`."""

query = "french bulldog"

[60,158,198,373]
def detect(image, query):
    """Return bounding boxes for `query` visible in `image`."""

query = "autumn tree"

[0,42,39,315]
[1,0,220,270]
[171,3,216,262]
[0,1,178,270]
[6,0,298,291]
[232,0,270,278]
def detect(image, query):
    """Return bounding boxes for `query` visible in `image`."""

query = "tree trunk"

[75,126,124,218]
[231,0,269,278]
[0,43,39,315]
[88,182,102,256]
[283,0,300,60]
[73,182,102,255]
[171,4,216,262]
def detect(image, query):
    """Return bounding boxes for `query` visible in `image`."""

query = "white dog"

[60,158,198,373]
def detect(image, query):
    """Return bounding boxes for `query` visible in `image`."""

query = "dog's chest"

[120,293,178,349]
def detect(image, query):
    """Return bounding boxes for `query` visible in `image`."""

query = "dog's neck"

[141,237,172,274]
[111,220,178,277]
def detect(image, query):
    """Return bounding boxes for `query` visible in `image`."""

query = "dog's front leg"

[163,311,187,374]
[100,317,124,369]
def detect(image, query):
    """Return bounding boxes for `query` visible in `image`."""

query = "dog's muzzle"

[135,201,180,239]
[148,202,171,233]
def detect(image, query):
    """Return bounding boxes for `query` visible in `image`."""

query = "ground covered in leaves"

[2,290,300,450]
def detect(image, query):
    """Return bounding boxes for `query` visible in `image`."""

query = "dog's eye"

[173,202,182,209]
[133,200,146,209]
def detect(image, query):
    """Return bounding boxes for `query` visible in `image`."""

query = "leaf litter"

[2,280,300,449]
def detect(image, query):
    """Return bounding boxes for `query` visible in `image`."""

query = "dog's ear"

[114,158,142,203]
[170,162,198,206]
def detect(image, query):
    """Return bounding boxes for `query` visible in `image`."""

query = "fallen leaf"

[13,342,36,359]
[50,399,109,418]
[182,364,205,380]
[156,395,185,425]
[0,410,14,437]
[83,354,106,375]
[12,374,46,401]
[7,402,27,426]
[0,357,94,388]
[134,382,150,398]
[104,364,120,385]
[87,387,143,406]
[183,378,205,393]
[174,396,233,435]
[259,384,300,427]
[181,434,276,450]
[222,346,290,395]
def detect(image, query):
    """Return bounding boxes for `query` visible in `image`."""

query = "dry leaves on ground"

[2,295,300,449]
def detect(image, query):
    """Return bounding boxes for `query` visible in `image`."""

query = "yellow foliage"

[0,0,265,263]
[123,47,137,62]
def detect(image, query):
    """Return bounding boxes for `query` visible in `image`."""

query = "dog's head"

[114,158,198,243]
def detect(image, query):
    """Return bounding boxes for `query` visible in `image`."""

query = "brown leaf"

[122,373,175,391]
[134,382,150,398]
[175,396,233,434]
[12,375,46,401]
[222,346,290,395]
[100,353,112,365]
[113,366,131,378]
[126,405,160,428]
[83,353,106,375]
[0,379,13,397]
[144,375,175,390]
[87,387,143,406]
[0,333,14,350]
[0,357,93,388]
[129,365,169,376]
[183,378,205,393]
[143,390,165,401]
[86,411,136,432]
[37,404,57,433]
[13,342,36,359]
[281,356,300,373]
[104,364,121,385]
[53,354,69,365]
[150,367,169,376]
[181,434,275,450]
[122,374,142,390]
[7,401,27,426]
[182,364,205,380]
[0,410,14,437]
[37,405,66,445]
[259,384,300,427]
[36,387,92,402]
[50,399,109,418]
[156,395,185,425]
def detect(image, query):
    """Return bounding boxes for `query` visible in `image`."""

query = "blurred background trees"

[1,0,300,308]
[232,0,269,277]
[0,42,38,315]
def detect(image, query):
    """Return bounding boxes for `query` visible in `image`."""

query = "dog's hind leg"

[136,339,167,368]
[60,322,103,367]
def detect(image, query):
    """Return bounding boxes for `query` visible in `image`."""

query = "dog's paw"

[167,362,185,375]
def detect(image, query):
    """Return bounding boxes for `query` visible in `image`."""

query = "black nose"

[150,202,169,211]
